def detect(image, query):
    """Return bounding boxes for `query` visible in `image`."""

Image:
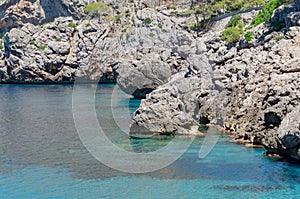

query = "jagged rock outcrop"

[116,8,194,97]
[0,0,86,37]
[129,18,228,136]
[0,2,197,84]
[129,4,300,161]
[130,62,214,135]
[0,16,119,83]
[278,105,300,160]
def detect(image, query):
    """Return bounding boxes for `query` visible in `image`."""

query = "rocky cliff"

[0,0,299,160]
[0,0,196,83]
[0,0,86,37]
[128,2,300,160]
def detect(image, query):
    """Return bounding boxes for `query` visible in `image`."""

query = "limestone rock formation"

[0,17,118,83]
[116,8,193,98]
[129,4,300,162]
[0,0,85,37]
[278,105,300,160]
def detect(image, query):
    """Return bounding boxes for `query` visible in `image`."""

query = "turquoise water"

[0,84,299,199]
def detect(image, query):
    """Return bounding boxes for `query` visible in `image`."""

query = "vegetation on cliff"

[252,0,293,26]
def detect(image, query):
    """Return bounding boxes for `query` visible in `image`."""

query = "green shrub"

[143,18,151,25]
[125,9,130,17]
[242,0,265,9]
[157,23,163,29]
[180,9,195,16]
[29,40,35,45]
[0,44,3,49]
[1,36,4,41]
[170,11,178,15]
[226,14,241,28]
[38,45,47,50]
[149,32,155,37]
[115,15,121,23]
[189,23,197,30]
[244,31,254,42]
[68,22,76,28]
[251,0,289,26]
[275,35,284,42]
[126,33,130,40]
[55,38,62,42]
[85,23,91,27]
[221,27,243,43]
[222,13,245,43]
[84,2,111,14]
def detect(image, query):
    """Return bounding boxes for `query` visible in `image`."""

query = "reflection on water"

[0,84,299,198]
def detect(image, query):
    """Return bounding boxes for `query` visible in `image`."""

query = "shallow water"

[0,84,299,199]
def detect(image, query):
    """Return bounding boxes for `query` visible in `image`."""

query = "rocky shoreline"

[0,0,299,160]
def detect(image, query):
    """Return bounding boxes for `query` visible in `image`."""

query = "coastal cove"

[0,84,300,198]
[1,0,299,160]
[0,0,300,198]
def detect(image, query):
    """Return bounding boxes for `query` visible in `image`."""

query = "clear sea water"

[0,84,299,199]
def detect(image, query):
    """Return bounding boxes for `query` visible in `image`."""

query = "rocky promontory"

[129,2,300,160]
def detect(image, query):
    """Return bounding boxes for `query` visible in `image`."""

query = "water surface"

[0,84,299,199]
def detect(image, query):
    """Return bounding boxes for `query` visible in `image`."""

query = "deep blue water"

[0,84,299,199]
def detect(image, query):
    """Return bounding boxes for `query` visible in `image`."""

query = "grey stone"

[278,105,300,159]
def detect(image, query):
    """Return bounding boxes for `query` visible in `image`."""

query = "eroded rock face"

[129,5,300,160]
[130,67,214,136]
[116,8,193,98]
[278,105,300,159]
[129,30,218,136]
[128,12,228,136]
[0,0,84,37]
[0,17,118,83]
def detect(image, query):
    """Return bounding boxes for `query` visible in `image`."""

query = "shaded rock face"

[296,0,300,11]
[278,105,300,159]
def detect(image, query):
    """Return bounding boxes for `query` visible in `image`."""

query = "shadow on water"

[0,84,299,189]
